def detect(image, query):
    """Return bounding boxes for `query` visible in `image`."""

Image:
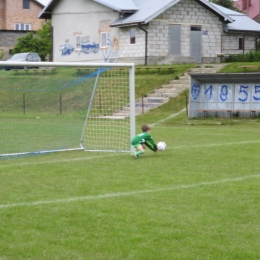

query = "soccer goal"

[0,61,135,157]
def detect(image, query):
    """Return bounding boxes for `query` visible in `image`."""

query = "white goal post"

[0,61,135,157]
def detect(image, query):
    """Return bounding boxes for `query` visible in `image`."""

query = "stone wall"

[0,30,29,60]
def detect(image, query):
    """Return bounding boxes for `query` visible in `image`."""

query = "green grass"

[2,63,260,259]
[1,122,260,259]
[219,61,260,73]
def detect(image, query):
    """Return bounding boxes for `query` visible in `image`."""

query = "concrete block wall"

[119,27,146,60]
[146,21,169,57]
[222,35,256,54]
[156,0,223,58]
[119,0,225,63]
[2,0,43,30]
[0,30,29,60]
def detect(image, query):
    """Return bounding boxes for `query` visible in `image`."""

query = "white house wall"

[53,0,120,62]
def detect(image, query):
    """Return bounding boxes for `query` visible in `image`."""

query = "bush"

[0,50,5,60]
[225,51,260,62]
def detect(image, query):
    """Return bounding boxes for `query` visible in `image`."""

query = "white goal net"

[0,61,135,157]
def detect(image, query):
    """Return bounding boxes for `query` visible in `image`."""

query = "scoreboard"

[189,73,260,118]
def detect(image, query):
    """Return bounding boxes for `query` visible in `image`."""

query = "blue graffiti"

[238,85,248,102]
[220,85,228,101]
[81,42,99,54]
[253,85,260,101]
[191,84,200,100]
[205,85,213,100]
[60,44,74,56]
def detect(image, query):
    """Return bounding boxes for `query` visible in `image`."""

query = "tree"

[12,21,52,61]
[36,22,52,60]
[209,0,237,10]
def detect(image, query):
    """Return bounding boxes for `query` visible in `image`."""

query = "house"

[39,0,260,64]
[233,0,260,20]
[0,0,44,60]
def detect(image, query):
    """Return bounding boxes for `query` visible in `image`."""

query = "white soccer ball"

[157,141,167,151]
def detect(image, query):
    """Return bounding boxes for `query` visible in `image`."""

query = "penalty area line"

[150,108,186,126]
[0,174,260,209]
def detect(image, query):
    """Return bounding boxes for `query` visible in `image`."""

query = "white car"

[4,52,41,70]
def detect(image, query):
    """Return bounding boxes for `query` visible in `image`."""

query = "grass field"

[1,63,260,259]
[1,113,260,259]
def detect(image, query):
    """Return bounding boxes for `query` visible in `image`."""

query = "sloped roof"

[39,0,233,21]
[39,0,260,35]
[33,0,45,7]
[39,0,138,19]
[110,0,233,27]
[111,0,181,27]
[190,73,260,84]
[212,3,260,33]
[93,0,138,12]
[39,0,59,19]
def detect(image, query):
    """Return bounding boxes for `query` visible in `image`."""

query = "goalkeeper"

[131,125,157,159]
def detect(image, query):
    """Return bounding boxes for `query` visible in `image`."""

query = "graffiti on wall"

[60,36,99,56]
[101,35,119,63]
[59,22,120,62]
[81,42,99,54]
[80,36,99,54]
[60,44,74,56]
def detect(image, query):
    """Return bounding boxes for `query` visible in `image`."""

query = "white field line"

[150,108,186,126]
[0,174,260,209]
[173,140,260,149]
[0,153,121,169]
[1,139,260,169]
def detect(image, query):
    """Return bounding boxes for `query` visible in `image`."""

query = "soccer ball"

[157,141,167,151]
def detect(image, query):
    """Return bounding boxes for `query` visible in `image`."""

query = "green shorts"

[131,141,143,148]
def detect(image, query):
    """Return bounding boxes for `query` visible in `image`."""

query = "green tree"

[12,21,52,61]
[36,22,52,60]
[209,0,237,10]
[0,49,5,60]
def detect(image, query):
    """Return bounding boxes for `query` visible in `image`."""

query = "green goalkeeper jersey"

[131,132,157,151]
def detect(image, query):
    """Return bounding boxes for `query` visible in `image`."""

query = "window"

[191,26,201,31]
[130,28,136,44]
[23,0,30,9]
[14,23,31,30]
[75,35,81,50]
[100,32,107,48]
[27,54,33,61]
[238,37,244,50]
